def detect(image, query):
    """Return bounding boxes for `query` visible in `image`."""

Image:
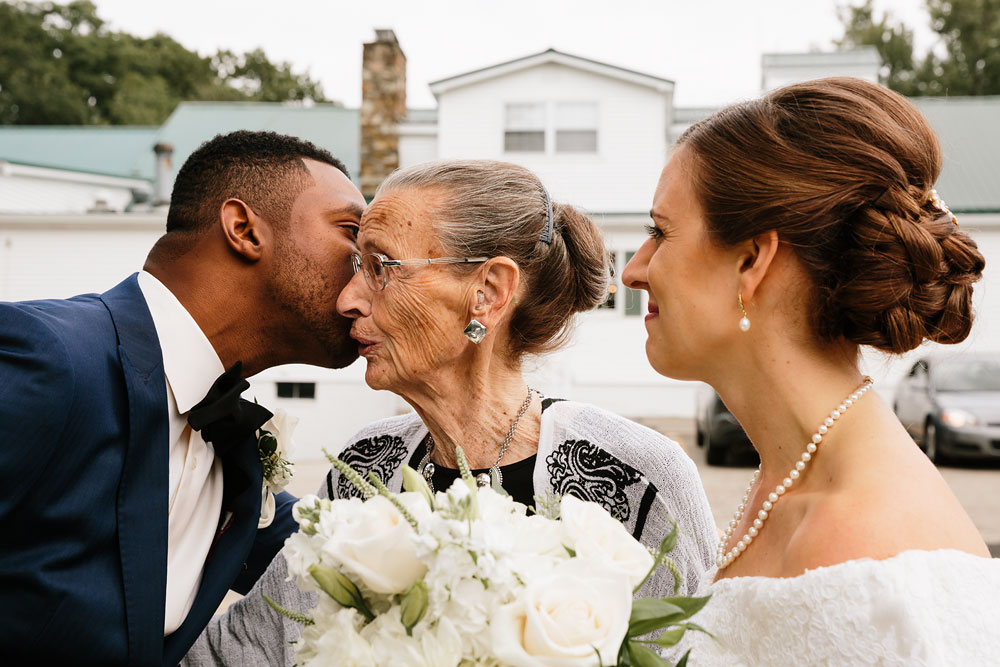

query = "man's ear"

[737,229,779,300]
[471,257,520,326]
[219,199,266,262]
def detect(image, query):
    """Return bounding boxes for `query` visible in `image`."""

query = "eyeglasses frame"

[351,252,490,291]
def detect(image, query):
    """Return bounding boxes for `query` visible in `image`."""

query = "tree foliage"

[838,0,1000,96]
[0,1,331,125]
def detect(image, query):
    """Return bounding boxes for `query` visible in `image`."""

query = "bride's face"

[622,149,742,380]
[336,187,475,392]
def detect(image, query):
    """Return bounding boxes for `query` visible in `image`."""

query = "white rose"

[490,558,632,666]
[257,485,276,529]
[321,493,429,594]
[296,608,375,667]
[560,494,654,588]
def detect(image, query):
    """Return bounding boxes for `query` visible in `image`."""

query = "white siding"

[398,126,439,168]
[435,63,670,214]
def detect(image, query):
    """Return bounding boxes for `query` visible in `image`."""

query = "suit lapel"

[100,274,169,665]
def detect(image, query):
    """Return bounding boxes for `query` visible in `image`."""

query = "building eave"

[429,48,674,97]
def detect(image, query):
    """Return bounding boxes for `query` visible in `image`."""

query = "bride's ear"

[472,257,520,326]
[737,229,779,300]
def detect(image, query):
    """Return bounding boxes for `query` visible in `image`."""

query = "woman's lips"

[351,333,379,355]
[645,302,660,322]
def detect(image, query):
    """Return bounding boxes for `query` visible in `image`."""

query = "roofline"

[0,159,152,187]
[429,48,674,96]
[169,101,355,111]
[0,125,159,132]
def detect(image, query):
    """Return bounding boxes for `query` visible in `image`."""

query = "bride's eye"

[644,224,664,241]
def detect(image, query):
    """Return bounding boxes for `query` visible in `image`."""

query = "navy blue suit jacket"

[0,274,298,666]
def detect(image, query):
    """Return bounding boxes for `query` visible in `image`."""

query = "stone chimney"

[361,29,406,199]
[153,142,174,207]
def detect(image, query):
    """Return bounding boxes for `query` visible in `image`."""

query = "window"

[276,382,316,399]
[504,103,545,152]
[555,102,598,153]
[504,102,598,154]
[623,251,643,316]
[598,250,643,314]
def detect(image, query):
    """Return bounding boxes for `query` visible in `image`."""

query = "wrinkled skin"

[337,188,480,392]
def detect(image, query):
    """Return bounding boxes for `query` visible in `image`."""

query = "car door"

[896,361,929,437]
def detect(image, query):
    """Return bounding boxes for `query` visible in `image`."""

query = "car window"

[933,359,1000,392]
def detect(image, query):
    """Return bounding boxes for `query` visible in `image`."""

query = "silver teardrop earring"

[738,293,751,332]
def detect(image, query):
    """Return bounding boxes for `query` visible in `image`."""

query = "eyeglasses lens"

[362,254,385,291]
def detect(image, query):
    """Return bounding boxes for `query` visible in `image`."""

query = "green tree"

[0,1,331,125]
[838,0,1000,96]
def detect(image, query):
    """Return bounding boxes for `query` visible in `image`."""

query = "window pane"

[505,103,545,130]
[505,131,545,152]
[556,130,597,152]
[276,382,294,398]
[624,251,643,316]
[555,102,597,129]
[297,382,316,399]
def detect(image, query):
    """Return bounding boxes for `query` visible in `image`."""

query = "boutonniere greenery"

[256,408,297,528]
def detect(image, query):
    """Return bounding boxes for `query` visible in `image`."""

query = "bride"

[622,76,1000,665]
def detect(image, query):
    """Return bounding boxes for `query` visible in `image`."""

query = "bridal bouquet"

[267,448,709,666]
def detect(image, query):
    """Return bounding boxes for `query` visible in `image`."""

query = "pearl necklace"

[716,377,873,570]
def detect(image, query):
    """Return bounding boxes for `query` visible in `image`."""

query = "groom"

[0,131,365,665]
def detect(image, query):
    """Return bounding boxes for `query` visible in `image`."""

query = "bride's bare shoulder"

[782,447,988,575]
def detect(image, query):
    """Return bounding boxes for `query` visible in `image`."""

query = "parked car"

[695,386,757,466]
[893,355,1000,462]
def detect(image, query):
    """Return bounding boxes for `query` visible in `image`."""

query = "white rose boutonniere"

[256,408,298,529]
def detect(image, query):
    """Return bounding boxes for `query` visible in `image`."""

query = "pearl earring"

[738,293,751,332]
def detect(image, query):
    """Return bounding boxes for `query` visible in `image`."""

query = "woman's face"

[337,187,477,392]
[622,148,742,381]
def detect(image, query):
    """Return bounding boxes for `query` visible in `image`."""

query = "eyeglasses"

[350,252,489,291]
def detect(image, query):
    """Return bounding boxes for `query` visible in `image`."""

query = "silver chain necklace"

[419,386,537,491]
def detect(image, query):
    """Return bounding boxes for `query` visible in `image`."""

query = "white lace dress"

[682,549,1000,666]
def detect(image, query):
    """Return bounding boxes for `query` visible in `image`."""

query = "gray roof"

[912,97,1000,212]
[0,102,360,185]
[0,126,158,179]
[155,102,360,184]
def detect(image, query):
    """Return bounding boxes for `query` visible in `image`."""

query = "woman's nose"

[337,269,372,319]
[622,240,652,290]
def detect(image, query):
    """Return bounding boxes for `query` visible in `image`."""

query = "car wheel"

[924,420,938,463]
[705,431,726,466]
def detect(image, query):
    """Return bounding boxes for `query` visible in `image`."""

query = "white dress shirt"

[136,271,226,635]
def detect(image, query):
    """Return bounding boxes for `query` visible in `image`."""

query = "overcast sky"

[89,0,935,109]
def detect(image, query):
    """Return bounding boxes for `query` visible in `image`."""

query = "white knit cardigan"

[183,399,718,666]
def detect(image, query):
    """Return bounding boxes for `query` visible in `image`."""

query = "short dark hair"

[165,130,350,233]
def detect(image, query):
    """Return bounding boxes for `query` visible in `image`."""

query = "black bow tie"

[188,362,273,458]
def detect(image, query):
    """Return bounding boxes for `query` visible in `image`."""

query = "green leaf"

[675,649,691,667]
[658,521,678,555]
[628,598,684,636]
[564,545,577,558]
[658,595,711,621]
[627,640,671,667]
[490,467,510,496]
[262,594,314,626]
[650,625,687,648]
[308,564,375,621]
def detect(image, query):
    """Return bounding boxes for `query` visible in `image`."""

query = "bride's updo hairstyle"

[678,77,984,353]
[375,160,609,356]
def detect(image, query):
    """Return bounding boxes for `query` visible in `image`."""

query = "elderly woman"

[184,160,716,665]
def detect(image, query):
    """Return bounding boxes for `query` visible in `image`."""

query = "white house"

[2,36,998,461]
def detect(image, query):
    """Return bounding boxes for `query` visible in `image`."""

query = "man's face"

[268,158,365,368]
